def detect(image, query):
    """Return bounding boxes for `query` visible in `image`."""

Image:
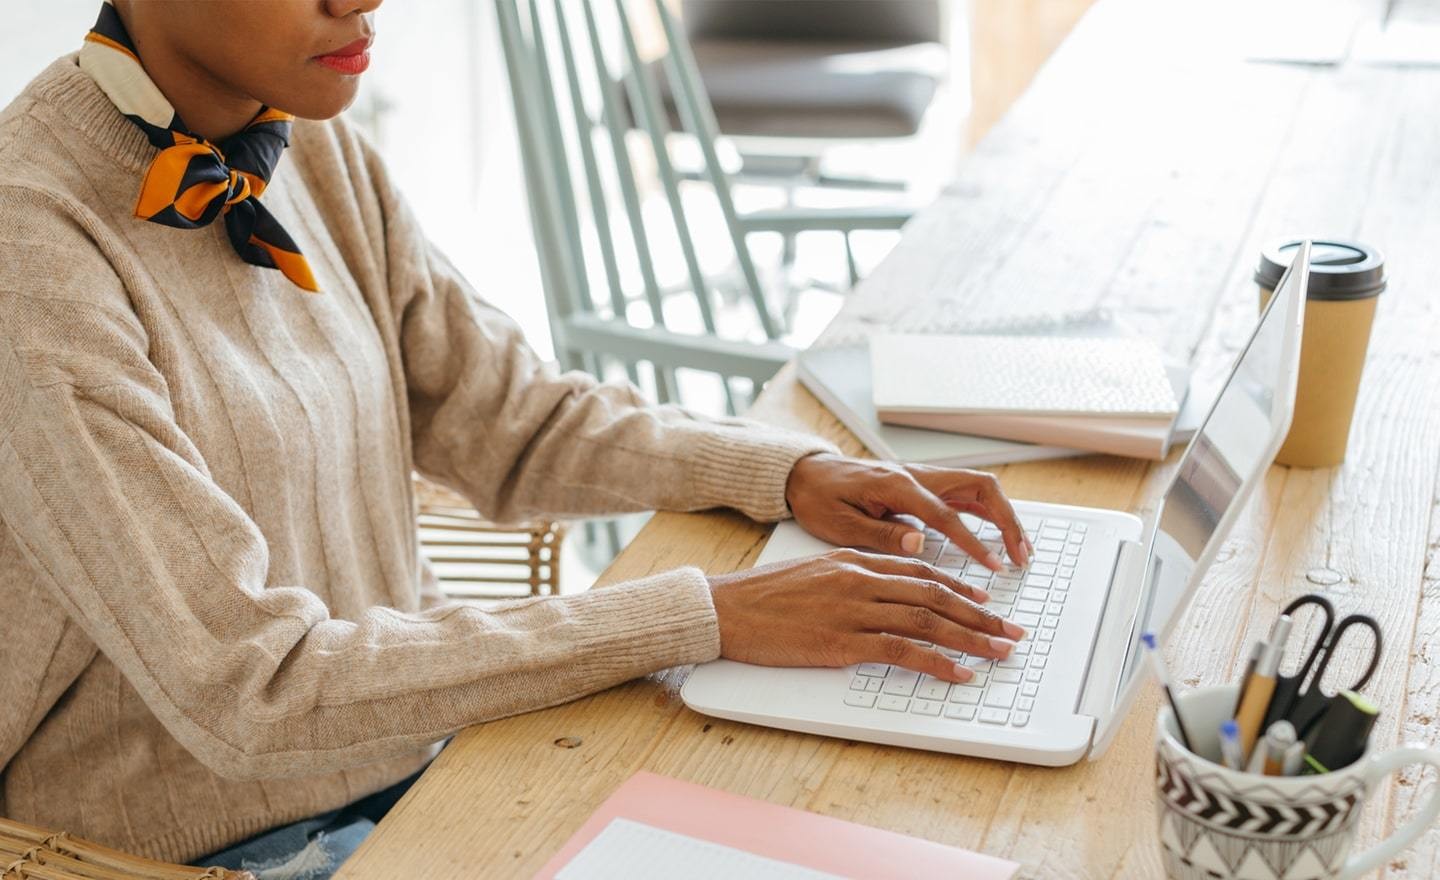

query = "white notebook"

[796,344,1081,467]
[870,334,1180,418]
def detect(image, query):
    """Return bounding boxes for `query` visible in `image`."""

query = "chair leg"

[781,229,798,268]
[655,363,680,404]
[550,523,565,595]
[844,231,860,287]
[731,377,755,413]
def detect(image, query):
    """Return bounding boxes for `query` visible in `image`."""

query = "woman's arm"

[0,192,719,781]
[334,121,836,525]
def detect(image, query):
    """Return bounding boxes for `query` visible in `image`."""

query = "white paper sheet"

[555,818,847,880]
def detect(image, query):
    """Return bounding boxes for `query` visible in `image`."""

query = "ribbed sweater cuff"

[579,566,721,670]
[691,426,839,523]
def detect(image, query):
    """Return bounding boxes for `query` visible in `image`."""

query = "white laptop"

[683,243,1311,766]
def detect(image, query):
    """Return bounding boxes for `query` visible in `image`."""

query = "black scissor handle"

[1310,613,1383,694]
[1281,593,1336,685]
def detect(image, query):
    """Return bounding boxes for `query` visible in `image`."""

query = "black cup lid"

[1254,238,1386,301]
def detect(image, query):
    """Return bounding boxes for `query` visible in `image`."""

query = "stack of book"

[798,312,1208,466]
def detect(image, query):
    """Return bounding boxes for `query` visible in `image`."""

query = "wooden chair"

[414,476,564,600]
[495,0,913,415]
[0,817,253,880]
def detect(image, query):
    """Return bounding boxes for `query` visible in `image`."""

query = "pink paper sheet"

[535,771,1019,879]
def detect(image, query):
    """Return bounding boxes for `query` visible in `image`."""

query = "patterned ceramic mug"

[1155,685,1440,880]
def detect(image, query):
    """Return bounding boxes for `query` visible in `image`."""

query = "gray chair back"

[494,0,792,412]
[681,0,942,44]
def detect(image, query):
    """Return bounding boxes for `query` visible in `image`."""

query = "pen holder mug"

[1154,685,1440,880]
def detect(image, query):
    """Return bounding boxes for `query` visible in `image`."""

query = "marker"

[1282,740,1306,776]
[1219,719,1244,771]
[1235,615,1293,759]
[1142,632,1194,753]
[1304,690,1379,775]
[1260,721,1298,776]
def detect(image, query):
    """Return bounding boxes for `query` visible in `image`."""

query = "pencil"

[1235,616,1292,759]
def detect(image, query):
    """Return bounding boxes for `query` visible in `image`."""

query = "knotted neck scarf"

[79,1,319,292]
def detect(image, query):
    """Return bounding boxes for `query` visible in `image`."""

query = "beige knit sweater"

[0,56,834,864]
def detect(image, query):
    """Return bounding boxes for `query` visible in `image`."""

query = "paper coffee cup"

[1256,239,1386,468]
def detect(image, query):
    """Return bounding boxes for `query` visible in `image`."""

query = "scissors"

[1260,593,1383,737]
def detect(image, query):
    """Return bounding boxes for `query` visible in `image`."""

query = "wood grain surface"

[336,0,1440,876]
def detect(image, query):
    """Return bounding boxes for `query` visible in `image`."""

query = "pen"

[1260,721,1298,776]
[1219,719,1244,771]
[1235,615,1293,758]
[1232,639,1265,717]
[1142,632,1194,753]
[1304,690,1379,775]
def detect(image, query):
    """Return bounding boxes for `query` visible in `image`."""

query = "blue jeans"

[196,768,424,880]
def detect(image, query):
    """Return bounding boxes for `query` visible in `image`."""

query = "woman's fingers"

[882,477,1002,571]
[862,573,1023,642]
[829,472,1001,569]
[854,565,1024,650]
[860,597,1019,660]
[849,634,976,683]
[908,467,1031,567]
[841,557,1027,666]
[830,507,930,558]
[841,549,990,604]
[710,546,1032,678]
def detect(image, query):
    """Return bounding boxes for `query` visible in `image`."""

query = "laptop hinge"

[1075,539,1149,725]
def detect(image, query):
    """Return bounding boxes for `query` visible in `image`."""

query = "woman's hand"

[708,549,1025,682]
[785,454,1033,572]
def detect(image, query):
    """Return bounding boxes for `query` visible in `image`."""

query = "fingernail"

[1001,620,1027,640]
[901,531,924,555]
[984,551,1003,571]
[988,636,1016,657]
[1025,536,1035,557]
[1018,543,1032,567]
[952,663,975,682]
[970,585,991,602]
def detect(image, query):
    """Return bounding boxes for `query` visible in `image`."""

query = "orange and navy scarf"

[79,1,318,292]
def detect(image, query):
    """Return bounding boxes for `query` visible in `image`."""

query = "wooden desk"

[337,0,1440,876]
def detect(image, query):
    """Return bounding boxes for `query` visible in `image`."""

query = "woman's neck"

[120,11,262,141]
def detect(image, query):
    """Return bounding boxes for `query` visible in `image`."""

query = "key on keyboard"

[917,677,950,701]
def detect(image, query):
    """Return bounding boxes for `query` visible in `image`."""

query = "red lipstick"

[314,37,372,75]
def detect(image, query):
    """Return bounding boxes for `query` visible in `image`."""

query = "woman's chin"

[272,76,363,122]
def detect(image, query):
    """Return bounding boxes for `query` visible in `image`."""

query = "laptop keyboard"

[842,514,1087,728]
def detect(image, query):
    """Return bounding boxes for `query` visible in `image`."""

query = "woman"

[0,0,1033,874]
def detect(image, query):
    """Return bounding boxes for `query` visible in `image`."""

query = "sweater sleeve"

[355,137,837,524]
[0,190,720,781]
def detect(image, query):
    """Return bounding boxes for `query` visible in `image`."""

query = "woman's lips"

[314,38,372,75]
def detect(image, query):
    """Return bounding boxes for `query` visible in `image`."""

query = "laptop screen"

[1112,253,1307,697]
